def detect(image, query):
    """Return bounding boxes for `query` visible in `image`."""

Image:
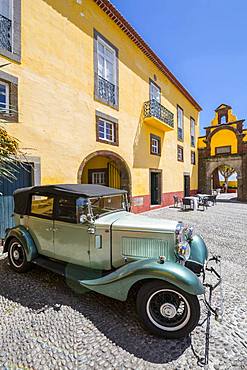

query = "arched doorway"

[205,157,243,200]
[77,151,132,195]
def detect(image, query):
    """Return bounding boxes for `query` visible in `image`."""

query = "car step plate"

[32,257,106,282]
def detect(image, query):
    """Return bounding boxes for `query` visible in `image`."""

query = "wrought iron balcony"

[0,14,12,52]
[95,74,117,107]
[143,99,174,131]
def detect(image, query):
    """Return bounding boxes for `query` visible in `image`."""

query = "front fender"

[80,259,205,301]
[4,226,38,262]
[189,234,208,266]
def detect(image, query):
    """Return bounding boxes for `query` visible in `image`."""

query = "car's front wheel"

[136,280,200,339]
[8,238,32,273]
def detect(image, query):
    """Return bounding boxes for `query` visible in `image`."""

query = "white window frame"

[97,36,117,86]
[151,138,159,154]
[9,0,13,48]
[98,118,115,143]
[92,171,106,185]
[177,106,184,141]
[0,81,10,112]
[190,117,195,147]
[150,81,161,103]
[0,0,12,19]
[151,136,160,155]
[0,0,13,49]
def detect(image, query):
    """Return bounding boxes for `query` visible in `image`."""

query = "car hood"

[110,212,178,233]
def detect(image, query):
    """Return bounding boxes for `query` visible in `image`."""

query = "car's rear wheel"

[136,280,200,339]
[8,238,32,273]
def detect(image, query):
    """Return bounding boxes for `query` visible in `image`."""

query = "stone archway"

[204,156,243,200]
[77,150,132,195]
[198,104,247,202]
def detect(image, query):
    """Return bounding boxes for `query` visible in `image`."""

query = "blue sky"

[111,0,247,135]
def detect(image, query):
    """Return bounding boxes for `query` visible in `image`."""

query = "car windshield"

[89,194,127,216]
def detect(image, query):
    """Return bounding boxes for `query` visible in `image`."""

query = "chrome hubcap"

[160,303,177,318]
[146,288,191,331]
[13,249,20,260]
[10,242,25,268]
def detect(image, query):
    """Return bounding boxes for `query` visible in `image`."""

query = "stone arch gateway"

[198,104,247,201]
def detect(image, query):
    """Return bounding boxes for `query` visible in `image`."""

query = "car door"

[53,195,90,267]
[27,193,55,257]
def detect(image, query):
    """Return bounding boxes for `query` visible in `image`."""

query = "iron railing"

[0,14,12,52]
[0,104,18,121]
[96,74,117,106]
[144,99,174,128]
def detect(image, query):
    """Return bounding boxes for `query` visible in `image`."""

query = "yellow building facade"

[0,0,201,213]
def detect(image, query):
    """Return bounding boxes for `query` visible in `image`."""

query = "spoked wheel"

[136,280,200,339]
[8,238,32,273]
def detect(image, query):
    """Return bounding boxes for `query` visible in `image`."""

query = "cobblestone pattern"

[0,195,246,369]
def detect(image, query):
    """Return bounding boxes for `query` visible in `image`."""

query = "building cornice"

[203,120,245,130]
[93,0,202,112]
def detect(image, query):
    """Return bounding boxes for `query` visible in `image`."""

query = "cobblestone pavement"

[0,194,246,369]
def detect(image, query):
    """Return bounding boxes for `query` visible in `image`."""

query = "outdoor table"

[183,196,198,210]
[197,194,213,206]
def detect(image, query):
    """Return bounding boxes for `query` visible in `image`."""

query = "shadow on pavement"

[0,256,192,364]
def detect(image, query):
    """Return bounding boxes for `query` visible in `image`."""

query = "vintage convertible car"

[4,184,222,339]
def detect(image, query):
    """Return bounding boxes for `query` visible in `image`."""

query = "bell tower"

[211,104,237,126]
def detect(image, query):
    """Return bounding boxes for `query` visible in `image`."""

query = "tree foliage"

[0,126,20,181]
[219,165,236,192]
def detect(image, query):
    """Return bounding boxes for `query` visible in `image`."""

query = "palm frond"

[0,126,28,182]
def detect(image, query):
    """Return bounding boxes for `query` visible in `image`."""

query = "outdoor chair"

[208,194,217,205]
[182,198,193,211]
[197,197,209,211]
[173,195,180,208]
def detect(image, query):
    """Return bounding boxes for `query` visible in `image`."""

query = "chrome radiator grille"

[122,237,169,258]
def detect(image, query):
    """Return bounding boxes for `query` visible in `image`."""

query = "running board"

[32,256,106,281]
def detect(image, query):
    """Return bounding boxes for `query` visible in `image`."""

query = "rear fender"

[4,226,38,261]
[80,258,205,301]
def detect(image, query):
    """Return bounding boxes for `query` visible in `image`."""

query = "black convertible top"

[14,184,127,215]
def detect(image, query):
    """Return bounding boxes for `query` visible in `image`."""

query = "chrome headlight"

[177,241,191,261]
[175,222,191,261]
[185,226,194,241]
